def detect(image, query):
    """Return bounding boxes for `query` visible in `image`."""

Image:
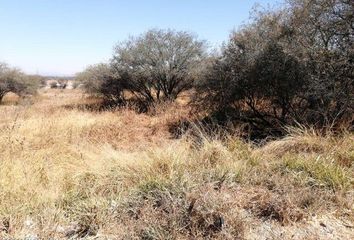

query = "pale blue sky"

[0,0,281,76]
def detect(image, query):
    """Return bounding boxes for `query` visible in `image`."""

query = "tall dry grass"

[0,90,353,239]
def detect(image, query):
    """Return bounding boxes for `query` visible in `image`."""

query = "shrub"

[196,0,354,133]
[49,81,58,89]
[76,63,127,105]
[0,62,40,103]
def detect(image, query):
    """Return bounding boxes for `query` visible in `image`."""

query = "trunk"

[0,91,6,103]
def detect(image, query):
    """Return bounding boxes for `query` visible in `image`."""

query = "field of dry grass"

[0,89,353,239]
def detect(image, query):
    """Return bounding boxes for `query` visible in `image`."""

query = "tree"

[0,63,39,103]
[111,29,206,105]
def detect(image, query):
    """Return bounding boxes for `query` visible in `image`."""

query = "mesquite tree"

[111,29,206,104]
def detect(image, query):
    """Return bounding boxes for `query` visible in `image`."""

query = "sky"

[0,0,281,76]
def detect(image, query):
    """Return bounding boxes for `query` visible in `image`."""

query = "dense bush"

[76,63,128,106]
[0,63,40,103]
[196,0,353,132]
[78,29,206,110]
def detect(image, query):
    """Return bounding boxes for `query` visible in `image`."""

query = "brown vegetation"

[0,89,353,239]
[0,1,353,239]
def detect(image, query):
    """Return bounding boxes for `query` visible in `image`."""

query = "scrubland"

[0,89,353,239]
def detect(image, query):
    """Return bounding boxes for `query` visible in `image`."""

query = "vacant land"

[0,89,353,239]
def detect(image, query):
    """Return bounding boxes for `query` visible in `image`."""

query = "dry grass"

[0,89,353,239]
[1,92,20,105]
